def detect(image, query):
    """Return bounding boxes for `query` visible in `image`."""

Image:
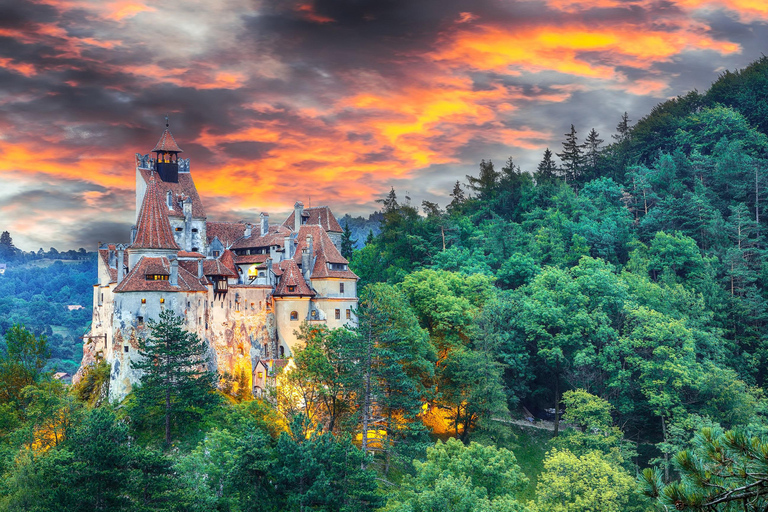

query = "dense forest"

[5,57,768,510]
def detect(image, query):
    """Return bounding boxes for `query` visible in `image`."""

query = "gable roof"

[206,221,247,247]
[273,259,315,297]
[131,174,181,251]
[293,225,358,280]
[152,128,183,153]
[114,256,207,293]
[99,245,129,283]
[203,258,238,278]
[281,206,343,233]
[231,224,292,250]
[138,167,206,218]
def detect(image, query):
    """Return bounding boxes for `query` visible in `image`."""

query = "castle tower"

[153,116,183,183]
[128,172,181,268]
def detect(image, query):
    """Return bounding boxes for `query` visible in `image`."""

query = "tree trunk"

[661,415,669,483]
[165,386,171,445]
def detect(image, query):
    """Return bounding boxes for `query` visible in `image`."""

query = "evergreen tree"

[466,159,500,201]
[583,128,604,179]
[447,180,466,214]
[556,124,585,183]
[341,222,357,260]
[535,148,559,184]
[612,112,632,143]
[376,187,399,213]
[130,310,219,445]
[0,231,15,260]
[0,325,50,407]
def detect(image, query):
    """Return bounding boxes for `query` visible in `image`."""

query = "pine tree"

[376,187,399,213]
[447,180,466,213]
[341,222,357,260]
[535,148,559,184]
[365,229,375,246]
[0,230,16,260]
[556,124,585,182]
[584,128,604,179]
[466,159,500,200]
[131,310,219,444]
[613,111,632,143]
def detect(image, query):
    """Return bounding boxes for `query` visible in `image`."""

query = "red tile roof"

[99,246,129,283]
[178,251,205,259]
[114,256,207,293]
[234,254,269,265]
[281,206,343,233]
[220,249,239,275]
[273,259,315,297]
[231,224,292,250]
[206,221,247,247]
[293,225,358,279]
[203,258,238,278]
[138,168,206,218]
[152,128,183,153]
[131,174,181,251]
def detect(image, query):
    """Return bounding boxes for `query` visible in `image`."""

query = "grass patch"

[506,424,551,502]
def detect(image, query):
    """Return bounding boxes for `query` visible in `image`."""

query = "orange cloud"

[431,24,739,81]
[543,0,768,21]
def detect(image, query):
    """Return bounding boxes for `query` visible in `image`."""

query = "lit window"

[287,285,296,292]
[141,298,146,304]
[160,298,165,304]
[257,372,263,379]
[146,274,169,281]
[290,311,298,321]
[213,251,220,257]
[335,309,341,320]
[346,309,351,319]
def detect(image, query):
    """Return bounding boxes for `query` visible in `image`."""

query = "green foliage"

[385,438,529,512]
[0,325,50,407]
[72,359,111,407]
[129,310,220,445]
[535,449,635,512]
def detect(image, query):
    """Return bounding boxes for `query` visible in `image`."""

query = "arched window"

[290,311,298,321]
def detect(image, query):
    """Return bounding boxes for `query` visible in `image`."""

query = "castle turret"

[153,116,183,183]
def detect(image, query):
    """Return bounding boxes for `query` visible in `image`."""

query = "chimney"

[116,244,126,283]
[265,257,272,285]
[294,201,304,232]
[260,212,269,236]
[108,248,116,268]
[169,255,178,286]
[183,199,192,251]
[197,258,203,279]
[284,236,292,259]
[244,223,252,238]
[130,226,137,244]
[302,234,313,280]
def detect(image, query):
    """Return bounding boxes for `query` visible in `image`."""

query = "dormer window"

[146,274,170,281]
[287,285,296,292]
[328,263,348,271]
[166,191,173,209]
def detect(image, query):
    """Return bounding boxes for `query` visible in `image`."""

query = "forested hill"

[5,57,768,511]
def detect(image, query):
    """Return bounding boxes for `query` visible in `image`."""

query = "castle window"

[187,301,190,308]
[335,309,340,320]
[257,372,263,379]
[146,274,169,281]
[346,309,351,319]
[287,285,296,292]
[213,251,220,257]
[329,263,347,271]
[340,283,345,294]
[160,298,165,304]
[124,345,129,353]
[167,192,173,209]
[176,227,183,232]
[137,316,144,324]
[290,311,298,321]
[279,346,285,358]
[191,228,198,233]
[192,247,199,252]
[141,298,146,304]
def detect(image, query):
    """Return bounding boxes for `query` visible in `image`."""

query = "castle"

[76,122,359,400]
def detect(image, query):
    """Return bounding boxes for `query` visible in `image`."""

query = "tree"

[448,180,467,214]
[467,159,500,201]
[130,310,219,445]
[535,449,635,512]
[556,125,585,183]
[0,231,16,260]
[583,128,604,180]
[0,325,50,406]
[612,112,632,143]
[534,148,559,184]
[344,284,435,472]
[640,427,768,511]
[386,438,529,512]
[341,222,357,260]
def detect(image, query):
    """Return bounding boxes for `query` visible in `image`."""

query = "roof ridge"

[132,174,181,250]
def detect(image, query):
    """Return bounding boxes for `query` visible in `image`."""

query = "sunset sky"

[1,0,767,250]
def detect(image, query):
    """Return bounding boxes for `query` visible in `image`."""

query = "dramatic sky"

[1,0,767,250]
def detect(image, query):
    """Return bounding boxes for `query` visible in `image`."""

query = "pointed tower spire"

[131,173,181,250]
[153,115,182,183]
